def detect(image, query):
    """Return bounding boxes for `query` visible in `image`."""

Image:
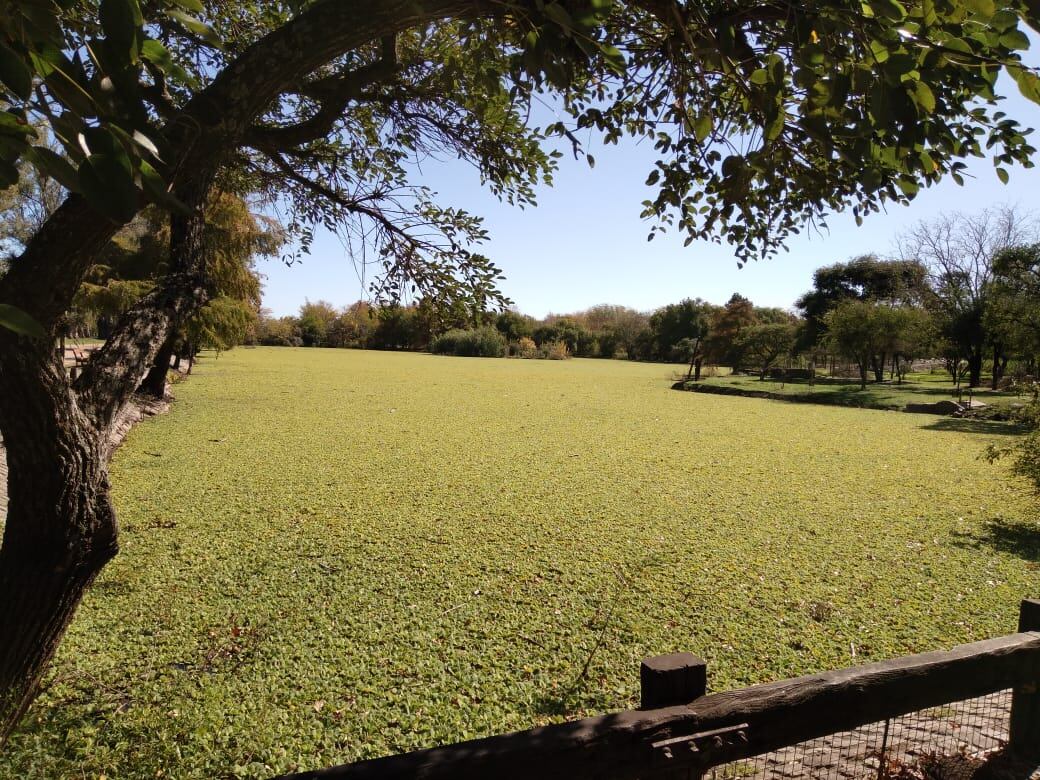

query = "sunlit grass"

[3,347,1037,779]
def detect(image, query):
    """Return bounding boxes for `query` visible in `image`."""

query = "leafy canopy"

[1,0,1040,325]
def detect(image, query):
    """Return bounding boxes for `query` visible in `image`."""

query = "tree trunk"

[872,352,885,383]
[968,349,984,388]
[991,345,1008,391]
[0,170,215,741]
[140,335,177,398]
[694,358,702,381]
[859,363,868,390]
[0,346,117,742]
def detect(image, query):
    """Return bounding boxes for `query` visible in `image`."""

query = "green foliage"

[186,297,255,353]
[0,301,44,337]
[647,298,711,362]
[737,322,798,377]
[297,300,339,348]
[1,348,1035,778]
[705,294,757,368]
[532,318,595,356]
[987,243,1040,367]
[987,425,1040,496]
[431,326,506,358]
[256,314,301,347]
[796,255,929,350]
[5,0,1040,339]
[0,0,217,210]
[824,300,933,386]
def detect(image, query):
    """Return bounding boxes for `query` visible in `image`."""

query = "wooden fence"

[279,599,1040,780]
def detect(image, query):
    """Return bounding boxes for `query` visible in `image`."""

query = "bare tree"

[897,205,1039,387]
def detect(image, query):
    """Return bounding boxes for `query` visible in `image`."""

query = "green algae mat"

[3,347,1037,778]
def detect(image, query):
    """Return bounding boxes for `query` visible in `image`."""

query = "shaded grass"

[2,348,1038,778]
[679,373,1026,413]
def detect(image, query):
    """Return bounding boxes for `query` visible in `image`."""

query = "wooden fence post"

[641,653,707,780]
[1009,598,1040,757]
[640,652,707,710]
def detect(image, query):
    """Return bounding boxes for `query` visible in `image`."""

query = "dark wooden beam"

[276,632,1040,780]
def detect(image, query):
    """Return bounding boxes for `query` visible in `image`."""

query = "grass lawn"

[3,347,1038,778]
[682,371,1029,411]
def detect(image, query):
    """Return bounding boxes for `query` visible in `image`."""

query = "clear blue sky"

[260,69,1040,319]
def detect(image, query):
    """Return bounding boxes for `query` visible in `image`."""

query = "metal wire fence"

[704,690,1021,780]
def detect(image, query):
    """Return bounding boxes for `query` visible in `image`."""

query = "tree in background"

[3,0,1040,743]
[738,322,798,380]
[795,255,929,354]
[898,206,1038,387]
[494,310,536,344]
[705,294,756,370]
[984,243,1040,383]
[297,300,340,348]
[257,312,302,347]
[577,304,650,359]
[533,317,596,356]
[647,298,712,370]
[824,301,932,389]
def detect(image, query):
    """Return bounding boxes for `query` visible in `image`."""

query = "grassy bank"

[676,372,1027,412]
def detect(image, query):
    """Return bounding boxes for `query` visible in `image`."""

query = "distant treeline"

[259,216,1040,392]
[256,296,798,365]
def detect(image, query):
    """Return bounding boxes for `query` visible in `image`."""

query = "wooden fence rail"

[279,599,1040,780]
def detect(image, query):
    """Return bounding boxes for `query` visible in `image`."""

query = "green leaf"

[25,146,81,192]
[0,111,33,137]
[1009,66,1040,105]
[598,44,625,75]
[140,39,193,85]
[693,113,713,143]
[138,159,191,215]
[0,42,33,101]
[100,0,144,64]
[912,80,936,113]
[999,29,1030,50]
[167,9,222,48]
[543,4,573,31]
[996,166,1009,183]
[750,69,770,85]
[962,0,996,18]
[0,304,47,339]
[872,0,907,22]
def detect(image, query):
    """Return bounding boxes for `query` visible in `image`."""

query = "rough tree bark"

[0,0,506,742]
[0,164,215,740]
[140,336,178,399]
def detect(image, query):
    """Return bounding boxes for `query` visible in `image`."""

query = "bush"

[431,326,506,358]
[985,400,1040,496]
[517,337,538,359]
[541,340,570,360]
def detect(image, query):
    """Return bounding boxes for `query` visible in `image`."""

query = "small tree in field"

[825,301,930,389]
[738,323,798,380]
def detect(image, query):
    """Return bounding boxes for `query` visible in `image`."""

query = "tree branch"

[245,36,400,150]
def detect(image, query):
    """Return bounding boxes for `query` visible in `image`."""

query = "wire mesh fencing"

[701,690,1027,780]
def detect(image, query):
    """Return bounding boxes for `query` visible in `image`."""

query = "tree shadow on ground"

[918,418,1027,436]
[527,685,624,720]
[951,519,1040,563]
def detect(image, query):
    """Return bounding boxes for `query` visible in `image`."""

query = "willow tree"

[1,0,1040,742]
